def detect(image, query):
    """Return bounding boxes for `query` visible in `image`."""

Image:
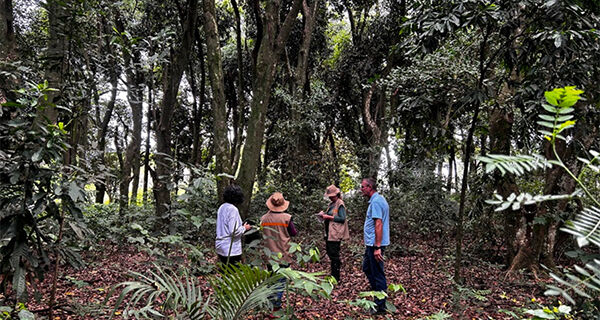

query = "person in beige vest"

[260,192,297,311]
[317,184,350,282]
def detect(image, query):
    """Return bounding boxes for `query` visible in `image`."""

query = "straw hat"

[266,192,290,212]
[324,184,341,197]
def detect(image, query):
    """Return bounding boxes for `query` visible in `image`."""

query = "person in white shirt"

[215,184,251,265]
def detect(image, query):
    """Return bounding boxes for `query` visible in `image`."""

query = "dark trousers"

[268,264,289,309]
[362,246,387,311]
[325,240,341,281]
[218,254,242,267]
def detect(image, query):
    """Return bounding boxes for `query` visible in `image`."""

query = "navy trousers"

[362,246,387,311]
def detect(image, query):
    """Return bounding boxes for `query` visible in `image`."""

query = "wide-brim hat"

[324,184,341,197]
[266,192,290,212]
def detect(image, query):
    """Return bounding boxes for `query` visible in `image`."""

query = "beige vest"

[260,211,293,263]
[327,199,350,241]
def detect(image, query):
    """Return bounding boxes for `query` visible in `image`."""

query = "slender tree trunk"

[95,70,118,203]
[115,15,144,210]
[237,0,303,217]
[230,0,246,172]
[203,0,232,202]
[154,0,197,228]
[454,107,479,284]
[192,29,206,166]
[142,81,152,204]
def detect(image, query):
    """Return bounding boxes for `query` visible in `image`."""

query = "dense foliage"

[1,0,599,318]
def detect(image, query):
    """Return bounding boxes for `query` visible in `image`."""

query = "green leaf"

[1,101,22,107]
[555,115,574,122]
[18,309,35,320]
[557,107,574,114]
[525,309,556,319]
[545,91,559,106]
[537,121,555,128]
[31,149,43,162]
[542,103,558,113]
[538,114,556,121]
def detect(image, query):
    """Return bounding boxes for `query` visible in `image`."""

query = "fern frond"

[208,263,284,320]
[108,266,207,319]
[478,154,552,176]
[561,206,600,247]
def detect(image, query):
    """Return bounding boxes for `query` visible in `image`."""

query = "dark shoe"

[367,309,386,316]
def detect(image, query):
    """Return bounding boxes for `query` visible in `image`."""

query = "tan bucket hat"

[266,192,290,212]
[324,184,341,197]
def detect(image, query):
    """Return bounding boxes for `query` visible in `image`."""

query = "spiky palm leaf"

[478,154,553,176]
[108,266,207,319]
[485,190,582,212]
[207,263,284,320]
[562,205,600,248]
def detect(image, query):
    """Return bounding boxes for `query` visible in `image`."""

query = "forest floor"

[24,228,557,320]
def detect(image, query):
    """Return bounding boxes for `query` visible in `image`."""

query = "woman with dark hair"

[215,184,250,265]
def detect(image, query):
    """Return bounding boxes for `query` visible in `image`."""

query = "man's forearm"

[374,218,382,246]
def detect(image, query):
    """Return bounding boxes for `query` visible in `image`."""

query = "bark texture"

[154,0,197,228]
[203,0,232,202]
[237,0,303,217]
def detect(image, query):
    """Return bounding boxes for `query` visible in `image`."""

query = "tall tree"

[115,10,144,211]
[203,0,232,202]
[154,0,198,228]
[237,0,303,216]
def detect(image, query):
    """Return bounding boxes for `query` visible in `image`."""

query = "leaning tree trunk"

[154,0,197,229]
[237,0,303,217]
[203,0,232,202]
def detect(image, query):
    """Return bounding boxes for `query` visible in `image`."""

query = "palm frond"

[561,206,600,247]
[107,265,207,319]
[485,190,581,212]
[207,263,284,320]
[478,154,552,176]
[545,259,600,304]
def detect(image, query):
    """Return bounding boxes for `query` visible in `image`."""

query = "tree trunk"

[454,107,479,284]
[203,0,233,202]
[230,0,246,173]
[154,0,197,228]
[0,0,17,104]
[488,107,519,266]
[94,69,119,204]
[237,0,303,217]
[142,80,152,204]
[115,15,144,210]
[192,29,206,166]
[41,0,70,124]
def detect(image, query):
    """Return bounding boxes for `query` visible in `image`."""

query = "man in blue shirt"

[360,177,390,314]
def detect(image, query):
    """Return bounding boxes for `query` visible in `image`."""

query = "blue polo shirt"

[364,192,390,246]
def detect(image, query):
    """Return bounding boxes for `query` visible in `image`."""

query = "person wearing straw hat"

[317,184,349,282]
[260,192,297,311]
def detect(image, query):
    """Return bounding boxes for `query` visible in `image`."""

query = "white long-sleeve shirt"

[215,203,246,257]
